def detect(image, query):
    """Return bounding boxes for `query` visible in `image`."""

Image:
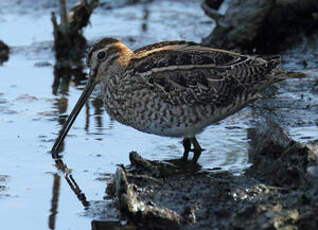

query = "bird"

[51,37,287,162]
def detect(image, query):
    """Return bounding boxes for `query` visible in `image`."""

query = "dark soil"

[105,121,318,230]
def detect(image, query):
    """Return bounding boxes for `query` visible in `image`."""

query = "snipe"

[51,37,286,162]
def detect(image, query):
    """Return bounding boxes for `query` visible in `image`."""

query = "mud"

[105,121,318,230]
[202,0,318,53]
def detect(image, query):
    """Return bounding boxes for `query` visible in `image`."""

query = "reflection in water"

[49,59,117,225]
[48,174,60,230]
[64,171,90,207]
[52,61,94,152]
[51,60,113,153]
[91,220,136,230]
[91,97,105,130]
[50,149,137,230]
[0,40,10,65]
[52,63,87,96]
[141,5,149,32]
[52,156,90,208]
[51,62,92,209]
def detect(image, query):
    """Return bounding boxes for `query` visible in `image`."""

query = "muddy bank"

[105,120,318,230]
[202,0,318,53]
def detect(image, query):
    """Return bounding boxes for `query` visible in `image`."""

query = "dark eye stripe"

[87,37,120,66]
[92,47,120,64]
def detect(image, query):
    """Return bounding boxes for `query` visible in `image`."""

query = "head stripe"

[87,37,120,66]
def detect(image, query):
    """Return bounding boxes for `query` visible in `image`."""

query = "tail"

[263,55,306,81]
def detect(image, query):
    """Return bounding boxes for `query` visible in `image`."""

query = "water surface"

[0,1,317,229]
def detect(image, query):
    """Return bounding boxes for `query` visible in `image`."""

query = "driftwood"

[51,0,98,62]
[105,121,318,230]
[51,0,98,97]
[202,0,318,53]
[0,40,9,65]
[109,165,182,230]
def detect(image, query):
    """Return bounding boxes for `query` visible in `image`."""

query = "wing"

[126,41,278,107]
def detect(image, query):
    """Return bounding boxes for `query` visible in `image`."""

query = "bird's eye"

[97,51,106,60]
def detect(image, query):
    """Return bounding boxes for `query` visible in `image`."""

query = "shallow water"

[0,0,317,229]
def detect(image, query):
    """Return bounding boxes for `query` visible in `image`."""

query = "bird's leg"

[191,137,203,162]
[181,138,191,161]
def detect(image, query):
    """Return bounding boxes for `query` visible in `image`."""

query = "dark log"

[110,165,182,230]
[51,0,98,62]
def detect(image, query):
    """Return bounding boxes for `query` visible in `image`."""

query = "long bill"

[51,75,98,157]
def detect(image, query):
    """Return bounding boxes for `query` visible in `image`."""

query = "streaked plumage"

[52,37,286,162]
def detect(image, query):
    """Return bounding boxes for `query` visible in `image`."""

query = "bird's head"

[51,37,133,154]
[86,37,133,84]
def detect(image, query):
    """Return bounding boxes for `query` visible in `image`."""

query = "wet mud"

[202,0,318,53]
[106,122,318,230]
